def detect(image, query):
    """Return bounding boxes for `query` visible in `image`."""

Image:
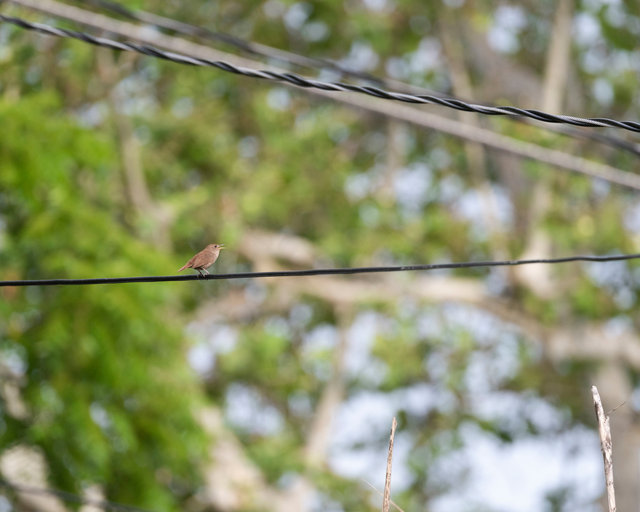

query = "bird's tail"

[178,264,190,272]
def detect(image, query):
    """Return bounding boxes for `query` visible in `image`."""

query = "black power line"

[1,254,639,287]
[83,0,387,86]
[77,0,640,157]
[76,1,640,158]
[2,13,640,134]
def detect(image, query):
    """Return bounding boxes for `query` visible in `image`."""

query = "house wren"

[178,244,225,276]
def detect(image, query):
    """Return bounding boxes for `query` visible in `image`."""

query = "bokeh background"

[2,0,640,510]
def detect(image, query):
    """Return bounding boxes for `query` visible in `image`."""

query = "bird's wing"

[190,250,212,269]
[178,252,200,271]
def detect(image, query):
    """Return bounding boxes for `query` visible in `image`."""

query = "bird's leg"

[203,268,210,275]
[197,269,205,278]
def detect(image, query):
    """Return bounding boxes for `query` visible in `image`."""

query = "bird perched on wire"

[178,244,225,276]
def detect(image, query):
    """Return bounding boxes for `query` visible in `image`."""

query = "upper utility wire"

[83,0,640,156]
[2,13,640,134]
[84,0,389,87]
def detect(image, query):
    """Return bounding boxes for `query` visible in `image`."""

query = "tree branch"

[382,417,397,512]
[591,385,616,512]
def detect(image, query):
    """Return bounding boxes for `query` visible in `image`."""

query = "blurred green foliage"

[0,95,207,509]
[1,0,640,510]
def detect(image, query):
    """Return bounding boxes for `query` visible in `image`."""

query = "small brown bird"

[178,244,225,276]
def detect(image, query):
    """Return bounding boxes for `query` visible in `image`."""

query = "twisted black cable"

[1,254,639,287]
[2,14,640,134]
[80,0,640,157]
[83,0,386,86]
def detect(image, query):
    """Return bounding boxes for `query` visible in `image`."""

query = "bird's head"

[209,243,225,250]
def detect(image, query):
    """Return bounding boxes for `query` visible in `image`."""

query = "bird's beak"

[219,244,225,249]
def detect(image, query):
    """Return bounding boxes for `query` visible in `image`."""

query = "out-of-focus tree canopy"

[1,1,640,511]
